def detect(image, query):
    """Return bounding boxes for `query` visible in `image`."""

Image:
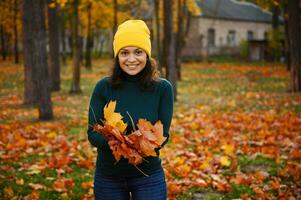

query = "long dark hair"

[110,57,160,91]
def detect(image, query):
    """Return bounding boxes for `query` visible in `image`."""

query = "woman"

[87,19,173,200]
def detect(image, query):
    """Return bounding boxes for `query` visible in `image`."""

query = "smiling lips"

[126,64,140,69]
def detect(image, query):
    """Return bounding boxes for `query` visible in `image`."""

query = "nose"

[128,53,136,62]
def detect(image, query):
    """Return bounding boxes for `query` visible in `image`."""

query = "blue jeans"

[94,168,167,200]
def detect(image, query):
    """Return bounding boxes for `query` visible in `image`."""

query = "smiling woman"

[118,47,147,76]
[87,20,174,200]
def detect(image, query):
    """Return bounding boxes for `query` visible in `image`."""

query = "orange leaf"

[139,138,157,157]
[151,121,165,146]
[137,119,165,146]
[25,190,40,200]
[81,181,93,190]
[53,179,74,192]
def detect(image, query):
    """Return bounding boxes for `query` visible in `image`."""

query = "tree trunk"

[113,0,118,34]
[284,4,290,71]
[47,0,61,91]
[13,0,19,64]
[287,0,301,92]
[185,11,191,37]
[59,8,67,66]
[272,5,280,29]
[154,0,162,71]
[176,0,183,81]
[163,0,177,101]
[112,0,118,58]
[22,0,53,120]
[70,0,81,93]
[85,1,92,69]
[0,25,7,60]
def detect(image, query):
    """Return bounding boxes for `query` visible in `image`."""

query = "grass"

[238,155,281,176]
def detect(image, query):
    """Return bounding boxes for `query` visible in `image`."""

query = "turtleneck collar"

[121,66,148,82]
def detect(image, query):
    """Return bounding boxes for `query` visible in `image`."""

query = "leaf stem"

[134,165,149,177]
[126,111,136,131]
[89,105,97,123]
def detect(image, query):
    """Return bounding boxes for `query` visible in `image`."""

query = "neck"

[121,66,148,82]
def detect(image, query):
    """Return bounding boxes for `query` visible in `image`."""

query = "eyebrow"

[121,48,142,51]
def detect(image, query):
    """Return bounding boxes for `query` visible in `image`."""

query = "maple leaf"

[139,137,158,157]
[108,139,143,165]
[152,121,165,146]
[103,101,127,132]
[93,101,166,166]
[137,119,166,146]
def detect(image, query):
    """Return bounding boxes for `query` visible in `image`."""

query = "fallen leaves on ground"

[163,109,301,199]
[1,61,301,199]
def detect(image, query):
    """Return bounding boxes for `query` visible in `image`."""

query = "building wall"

[182,16,272,58]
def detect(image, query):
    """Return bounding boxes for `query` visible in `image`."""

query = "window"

[247,31,254,41]
[199,34,204,48]
[264,31,268,40]
[227,30,236,46]
[207,28,215,47]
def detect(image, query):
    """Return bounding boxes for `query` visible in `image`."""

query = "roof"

[196,0,278,23]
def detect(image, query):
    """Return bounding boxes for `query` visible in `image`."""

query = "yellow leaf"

[199,160,210,170]
[227,100,236,107]
[47,131,57,138]
[4,186,14,198]
[180,164,191,172]
[174,157,184,165]
[220,156,231,167]
[48,2,56,8]
[16,178,24,185]
[103,101,127,132]
[222,144,235,155]
[189,122,199,129]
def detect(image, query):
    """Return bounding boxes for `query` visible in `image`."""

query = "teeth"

[127,65,138,68]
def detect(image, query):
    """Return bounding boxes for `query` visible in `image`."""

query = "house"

[181,0,278,60]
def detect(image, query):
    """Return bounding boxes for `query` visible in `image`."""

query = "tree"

[0,0,21,62]
[0,25,7,60]
[70,0,82,94]
[163,0,177,101]
[245,0,301,91]
[13,0,19,64]
[176,0,184,81]
[22,0,53,120]
[286,0,301,92]
[113,0,118,34]
[47,0,61,91]
[154,0,162,71]
[85,0,92,70]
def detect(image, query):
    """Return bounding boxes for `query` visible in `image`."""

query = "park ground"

[0,59,301,199]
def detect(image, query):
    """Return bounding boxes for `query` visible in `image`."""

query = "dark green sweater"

[87,68,173,177]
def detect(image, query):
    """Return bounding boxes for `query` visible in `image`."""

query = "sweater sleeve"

[158,79,174,147]
[87,79,107,148]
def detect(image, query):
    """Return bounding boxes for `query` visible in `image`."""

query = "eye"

[135,50,143,55]
[119,51,128,56]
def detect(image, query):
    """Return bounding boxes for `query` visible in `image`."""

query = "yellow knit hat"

[113,20,151,57]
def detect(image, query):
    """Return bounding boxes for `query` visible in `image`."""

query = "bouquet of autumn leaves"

[92,101,166,168]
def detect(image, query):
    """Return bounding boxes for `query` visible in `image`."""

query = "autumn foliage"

[1,62,301,199]
[92,101,166,165]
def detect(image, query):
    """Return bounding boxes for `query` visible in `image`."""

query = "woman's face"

[118,47,147,76]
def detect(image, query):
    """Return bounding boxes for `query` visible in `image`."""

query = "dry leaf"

[103,101,127,132]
